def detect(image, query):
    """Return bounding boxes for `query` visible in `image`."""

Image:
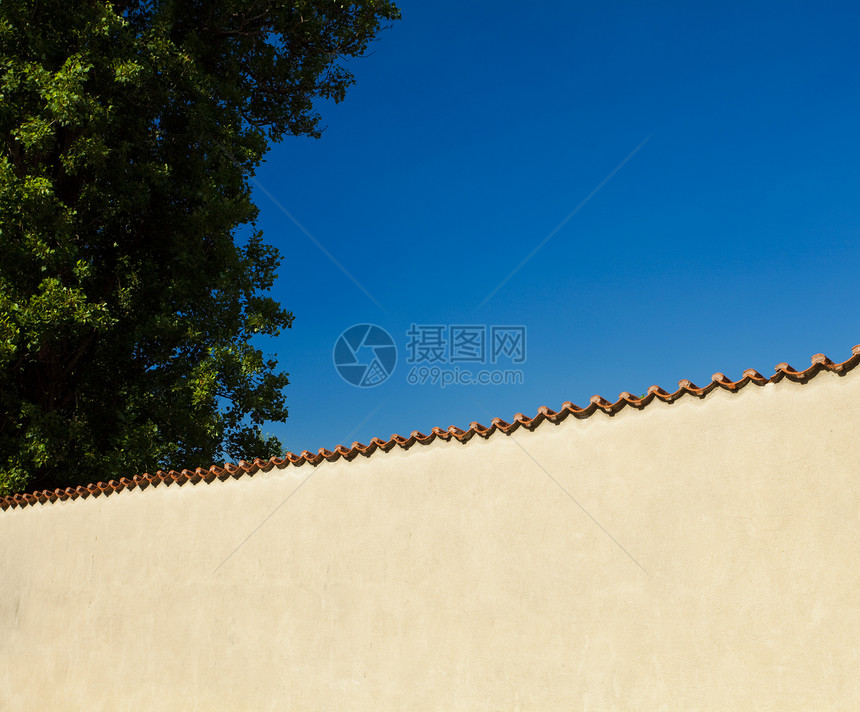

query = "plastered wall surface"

[1,371,859,711]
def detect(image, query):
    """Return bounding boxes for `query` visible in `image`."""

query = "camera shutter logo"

[333,324,397,387]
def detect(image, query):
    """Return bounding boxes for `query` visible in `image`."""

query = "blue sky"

[249,1,860,455]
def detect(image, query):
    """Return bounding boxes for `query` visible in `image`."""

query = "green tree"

[0,0,399,495]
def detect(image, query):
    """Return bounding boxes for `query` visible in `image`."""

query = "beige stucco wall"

[1,370,859,711]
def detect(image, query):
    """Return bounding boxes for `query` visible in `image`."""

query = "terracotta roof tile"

[2,344,859,511]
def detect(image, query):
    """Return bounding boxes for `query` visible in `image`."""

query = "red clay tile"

[2,344,859,511]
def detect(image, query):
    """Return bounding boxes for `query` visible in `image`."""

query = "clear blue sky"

[249,1,860,455]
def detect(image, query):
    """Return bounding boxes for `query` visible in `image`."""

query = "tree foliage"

[0,0,399,495]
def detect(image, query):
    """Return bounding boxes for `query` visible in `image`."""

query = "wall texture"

[1,354,859,711]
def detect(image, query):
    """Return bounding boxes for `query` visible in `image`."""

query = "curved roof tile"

[2,344,859,511]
